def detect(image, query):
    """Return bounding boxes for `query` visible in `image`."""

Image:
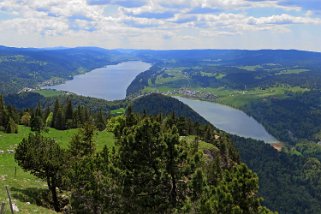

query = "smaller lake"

[44,61,151,101]
[176,97,277,143]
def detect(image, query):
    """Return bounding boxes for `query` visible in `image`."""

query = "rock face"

[12,203,19,212]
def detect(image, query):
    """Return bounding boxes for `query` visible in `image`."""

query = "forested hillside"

[131,93,208,124]
[126,49,321,144]
[0,46,135,95]
[233,136,321,214]
[0,94,274,213]
[130,94,321,213]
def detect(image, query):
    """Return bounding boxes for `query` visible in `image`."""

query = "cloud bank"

[0,0,320,50]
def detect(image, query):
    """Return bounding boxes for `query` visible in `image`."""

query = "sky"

[0,0,321,51]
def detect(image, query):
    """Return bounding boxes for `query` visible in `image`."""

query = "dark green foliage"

[0,95,19,133]
[94,109,106,131]
[118,117,169,212]
[65,111,271,213]
[30,103,44,131]
[246,90,321,143]
[70,147,119,213]
[233,136,321,213]
[131,93,208,124]
[69,123,96,159]
[196,163,263,214]
[15,133,66,212]
[0,46,130,95]
[4,92,126,113]
[126,64,164,96]
[0,95,6,129]
[30,116,44,132]
[6,117,18,133]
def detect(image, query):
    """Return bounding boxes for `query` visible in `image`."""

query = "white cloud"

[0,0,320,50]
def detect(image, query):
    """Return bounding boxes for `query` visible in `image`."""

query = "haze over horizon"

[0,0,320,51]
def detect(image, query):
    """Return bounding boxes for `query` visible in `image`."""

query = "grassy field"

[34,89,73,98]
[276,69,309,75]
[142,84,309,109]
[110,108,125,116]
[0,125,115,213]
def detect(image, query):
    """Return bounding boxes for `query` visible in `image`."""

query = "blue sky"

[0,0,320,51]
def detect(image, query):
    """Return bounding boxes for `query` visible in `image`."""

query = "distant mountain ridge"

[1,45,321,96]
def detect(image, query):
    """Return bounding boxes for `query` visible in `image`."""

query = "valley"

[1,47,321,213]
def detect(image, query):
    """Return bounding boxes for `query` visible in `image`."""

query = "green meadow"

[0,125,115,213]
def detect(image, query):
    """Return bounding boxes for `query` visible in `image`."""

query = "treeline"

[0,94,110,133]
[15,110,274,213]
[4,92,126,112]
[25,98,108,131]
[246,90,321,143]
[0,95,19,133]
[126,64,164,97]
[232,136,321,214]
[131,93,209,125]
[0,46,136,95]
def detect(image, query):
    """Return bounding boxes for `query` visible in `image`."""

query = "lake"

[44,61,151,100]
[176,97,277,143]
[45,61,276,143]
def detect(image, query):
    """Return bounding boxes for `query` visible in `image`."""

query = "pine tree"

[15,133,66,212]
[54,108,65,130]
[65,99,73,120]
[95,109,106,131]
[30,115,44,132]
[6,117,18,133]
[65,99,74,129]
[0,95,6,129]
[52,99,60,128]
[164,125,185,208]
[118,118,168,212]
[69,123,96,159]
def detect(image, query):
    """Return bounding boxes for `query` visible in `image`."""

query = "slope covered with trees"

[14,109,273,213]
[125,49,321,145]
[0,46,134,95]
[233,136,321,214]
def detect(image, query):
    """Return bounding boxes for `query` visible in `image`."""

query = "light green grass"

[238,65,262,71]
[196,86,309,108]
[181,135,216,151]
[276,69,309,75]
[200,72,225,79]
[110,108,125,116]
[0,125,115,213]
[35,89,68,97]
[155,68,187,85]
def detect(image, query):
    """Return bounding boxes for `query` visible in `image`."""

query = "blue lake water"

[176,97,277,143]
[45,61,276,143]
[44,61,151,100]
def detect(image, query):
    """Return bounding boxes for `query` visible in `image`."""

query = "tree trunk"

[49,177,60,212]
[170,172,177,207]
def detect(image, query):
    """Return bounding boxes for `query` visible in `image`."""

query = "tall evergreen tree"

[54,108,65,130]
[95,109,106,131]
[118,118,168,212]
[15,133,66,212]
[0,95,6,129]
[52,99,60,128]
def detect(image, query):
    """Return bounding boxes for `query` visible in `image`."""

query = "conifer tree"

[6,117,18,133]
[52,99,60,128]
[95,109,106,131]
[15,133,66,212]
[54,108,65,130]
[0,95,6,129]
[118,118,168,212]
